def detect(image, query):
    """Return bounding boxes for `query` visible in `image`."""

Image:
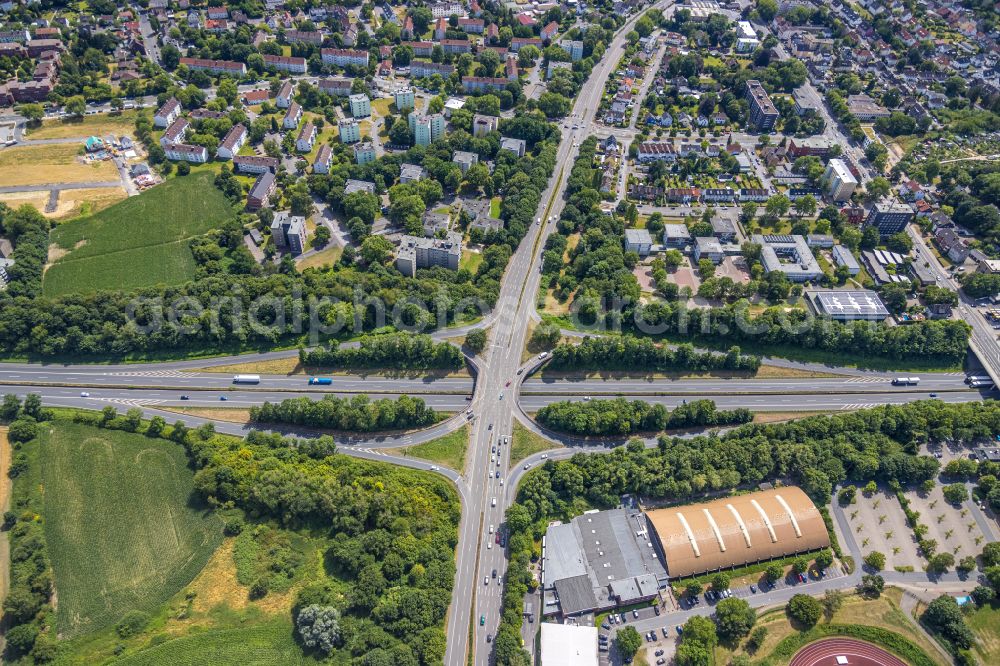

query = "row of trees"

[535,398,752,436]
[300,332,465,371]
[547,337,761,373]
[250,394,438,433]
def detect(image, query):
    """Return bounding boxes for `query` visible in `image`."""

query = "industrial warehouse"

[541,487,830,618]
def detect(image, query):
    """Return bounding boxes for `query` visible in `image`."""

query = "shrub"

[7,419,38,444]
[837,485,856,505]
[942,483,969,505]
[116,610,150,638]
[223,517,244,536]
[864,551,886,571]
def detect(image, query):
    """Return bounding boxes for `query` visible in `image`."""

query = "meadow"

[25,110,139,140]
[43,172,234,296]
[34,422,222,638]
[109,622,312,666]
[0,144,118,188]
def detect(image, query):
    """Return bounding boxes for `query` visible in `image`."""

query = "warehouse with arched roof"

[645,487,830,578]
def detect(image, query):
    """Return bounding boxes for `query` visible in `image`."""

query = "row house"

[164,142,208,163]
[207,6,228,19]
[459,18,485,33]
[26,39,64,58]
[541,21,559,41]
[629,184,664,201]
[510,37,543,52]
[702,188,737,203]
[180,57,246,76]
[320,48,369,68]
[666,188,700,203]
[0,29,30,43]
[204,19,229,33]
[263,54,307,73]
[739,188,769,202]
[216,123,247,160]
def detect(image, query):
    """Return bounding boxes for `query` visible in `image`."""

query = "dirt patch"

[160,407,253,424]
[0,190,50,213]
[186,538,292,617]
[752,411,833,424]
[48,243,70,263]
[754,365,845,379]
[716,256,751,283]
[51,186,127,220]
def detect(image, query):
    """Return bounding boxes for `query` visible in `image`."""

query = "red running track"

[789,638,909,666]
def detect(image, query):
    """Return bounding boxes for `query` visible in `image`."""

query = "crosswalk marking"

[95,397,165,407]
[844,377,889,384]
[840,403,881,410]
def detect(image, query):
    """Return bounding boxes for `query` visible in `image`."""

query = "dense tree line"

[536,398,751,435]
[250,394,438,432]
[300,332,464,371]
[548,337,761,373]
[0,204,49,299]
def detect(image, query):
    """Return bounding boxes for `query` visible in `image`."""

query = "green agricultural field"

[111,621,312,666]
[43,172,235,296]
[35,422,222,638]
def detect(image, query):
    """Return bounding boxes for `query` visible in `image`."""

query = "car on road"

[464,395,472,400]
[492,445,496,453]
[219,396,228,401]
[480,615,485,626]
[540,454,548,459]
[654,606,660,616]
[484,577,489,585]
[524,463,530,470]
[499,478,503,485]
[430,465,439,471]
[488,423,493,430]
[495,471,500,478]
[492,497,496,506]
[486,633,492,643]
[495,532,500,544]
[676,625,683,635]
[492,568,497,578]
[80,391,90,397]
[930,393,938,397]
[750,584,756,593]
[633,609,639,619]
[180,395,189,400]
[489,524,494,534]
[499,393,503,400]
[517,368,524,375]
[661,627,669,638]
[503,436,509,445]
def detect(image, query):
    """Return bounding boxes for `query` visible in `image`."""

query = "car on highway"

[80,391,90,397]
[484,577,489,585]
[492,497,497,506]
[492,568,497,578]
[499,393,503,400]
[489,524,494,534]
[495,471,500,478]
[219,396,228,401]
[930,393,938,397]
[505,380,511,387]
[524,463,530,470]
[430,465,439,471]
[633,609,639,619]
[541,454,548,459]
[180,395,190,400]
[480,615,485,626]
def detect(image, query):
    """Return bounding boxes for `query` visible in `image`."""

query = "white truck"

[232,374,261,384]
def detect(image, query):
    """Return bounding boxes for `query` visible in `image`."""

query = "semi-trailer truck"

[232,374,261,384]
[308,377,333,385]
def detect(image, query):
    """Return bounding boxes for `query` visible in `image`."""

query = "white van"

[492,497,497,507]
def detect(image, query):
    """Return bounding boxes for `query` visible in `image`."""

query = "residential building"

[263,54,307,74]
[735,20,760,52]
[296,122,317,152]
[702,188,737,203]
[711,217,737,242]
[283,101,302,129]
[349,93,371,118]
[393,87,415,111]
[752,234,823,282]
[216,123,247,160]
[276,80,294,108]
[153,97,181,128]
[399,163,427,184]
[636,141,677,162]
[285,29,324,46]
[409,112,446,146]
[247,172,276,210]
[865,201,914,236]
[339,118,361,144]
[163,143,207,163]
[453,150,479,173]
[499,137,526,158]
[241,89,270,107]
[787,136,836,157]
[441,39,471,55]
[624,229,653,256]
[320,48,369,67]
[745,80,779,132]
[472,113,499,138]
[314,144,332,174]
[443,98,466,118]
[562,39,584,61]
[395,232,462,277]
[667,188,700,203]
[317,77,353,97]
[823,158,858,202]
[159,117,189,147]
[353,141,376,165]
[461,76,509,93]
[233,155,279,175]
[344,179,376,195]
[541,21,559,41]
[179,57,246,76]
[410,60,454,78]
[270,212,307,254]
[935,227,971,264]
[422,211,450,237]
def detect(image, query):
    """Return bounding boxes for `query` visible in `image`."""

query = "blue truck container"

[308,377,333,385]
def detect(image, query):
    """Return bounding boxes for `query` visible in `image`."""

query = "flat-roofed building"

[663,224,691,248]
[393,86,415,111]
[831,244,860,275]
[396,231,462,277]
[865,200,914,236]
[808,289,888,320]
[540,623,598,666]
[745,80,778,132]
[846,93,890,121]
[645,486,830,578]
[752,234,823,282]
[349,93,371,118]
[823,158,858,202]
[339,118,361,144]
[625,229,652,256]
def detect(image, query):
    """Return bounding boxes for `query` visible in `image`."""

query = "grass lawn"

[490,196,501,218]
[111,620,312,666]
[22,421,222,639]
[371,97,393,118]
[461,249,484,273]
[0,143,119,188]
[43,171,235,296]
[966,601,1000,664]
[510,421,559,465]
[387,425,469,471]
[297,245,343,271]
[25,110,139,140]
